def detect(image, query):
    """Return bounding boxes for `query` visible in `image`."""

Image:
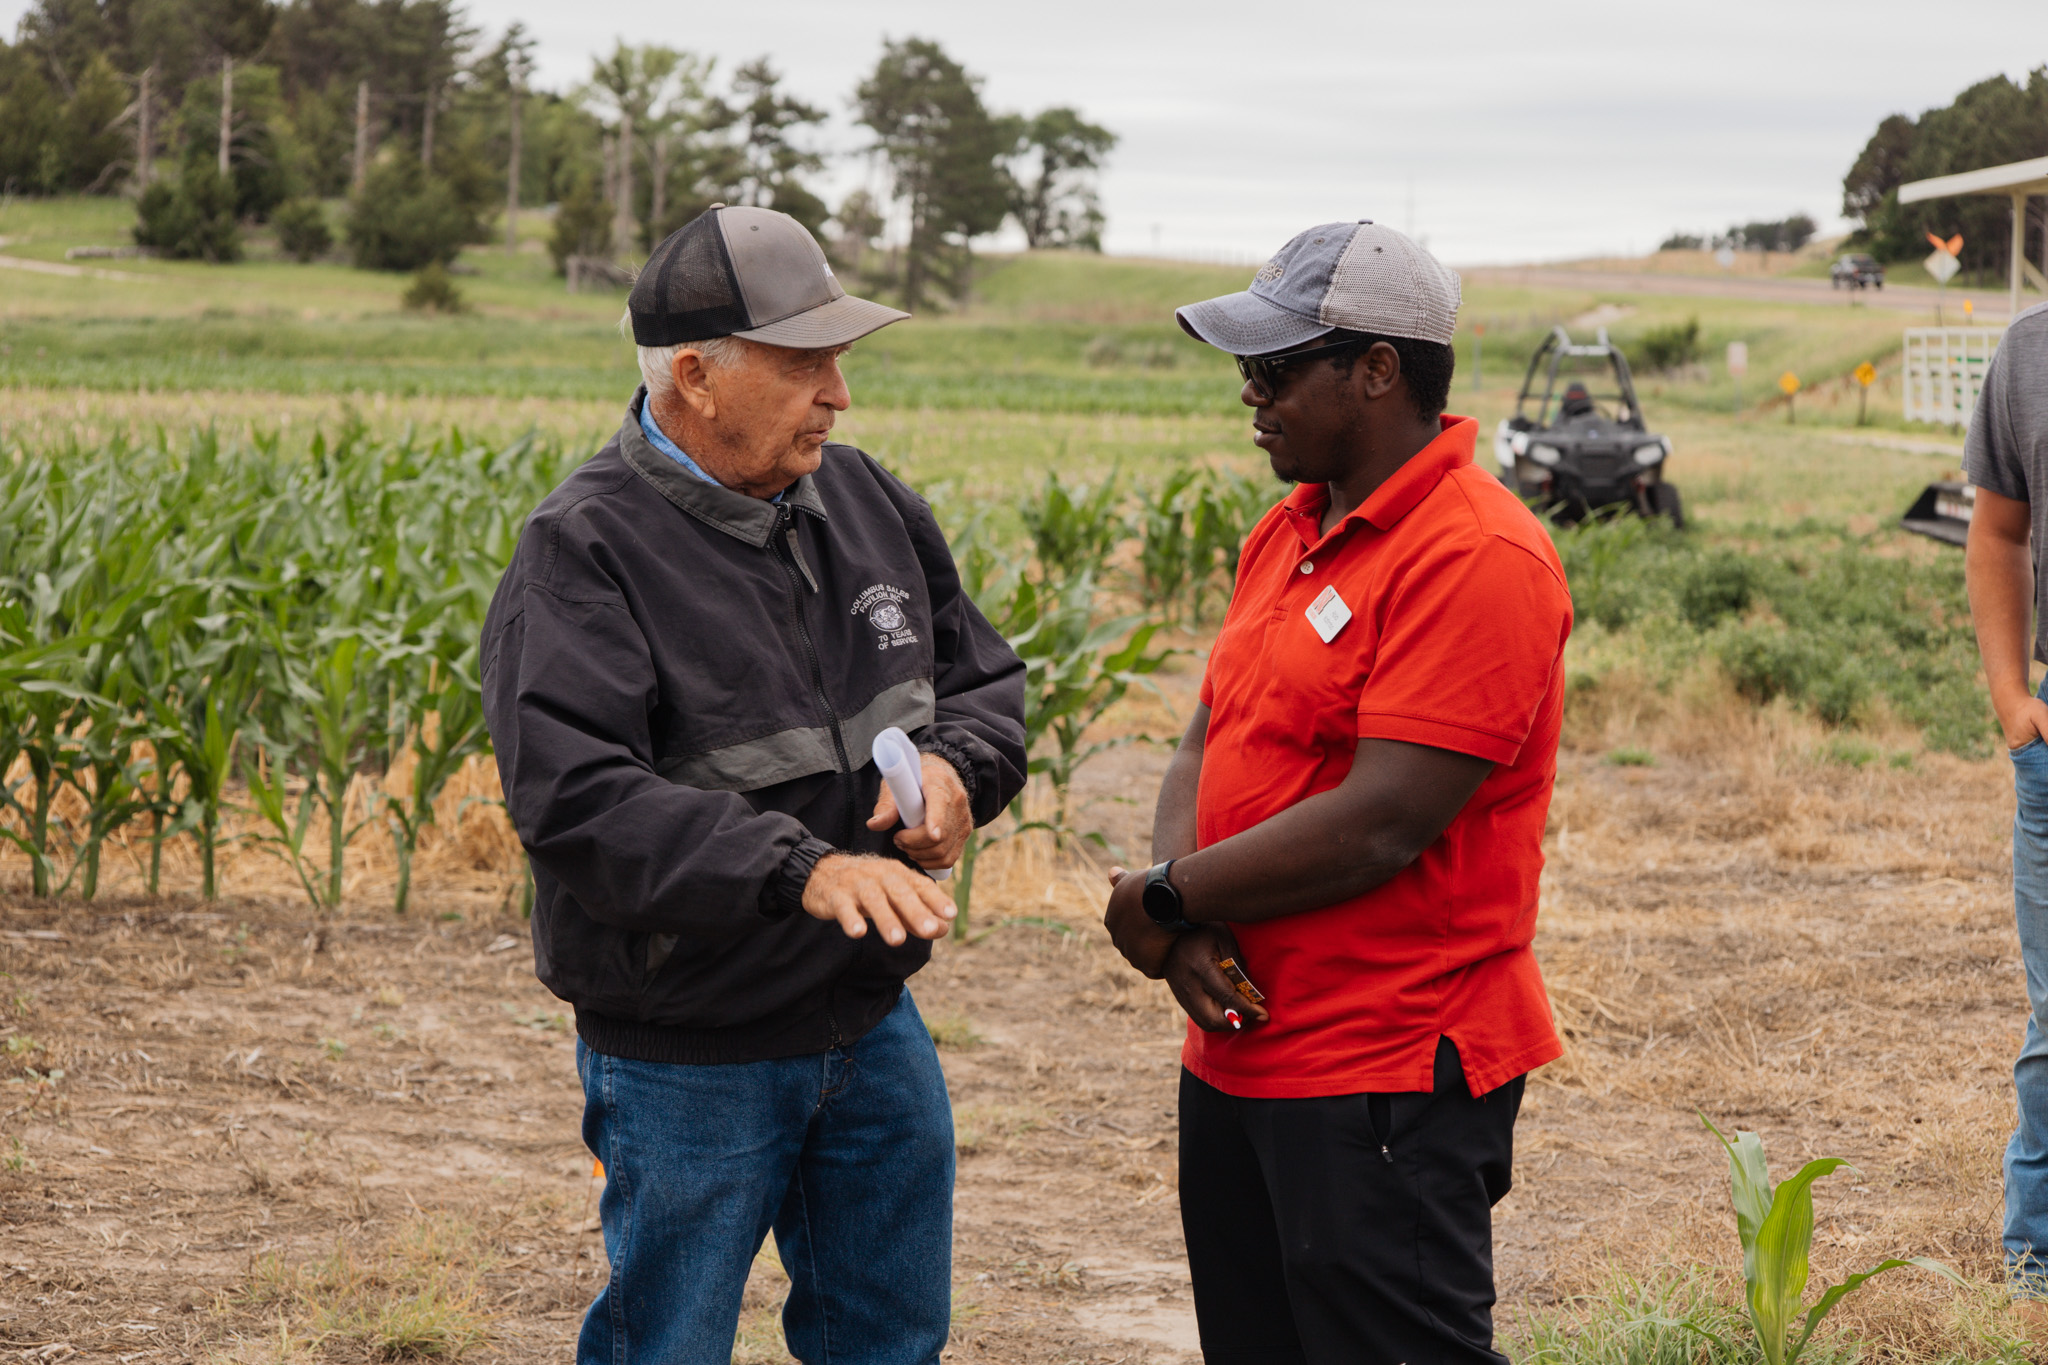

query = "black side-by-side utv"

[1493,327,1682,527]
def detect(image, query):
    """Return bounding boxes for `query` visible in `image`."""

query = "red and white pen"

[1224,1009,1243,1031]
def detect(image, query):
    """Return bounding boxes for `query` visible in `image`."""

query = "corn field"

[0,426,1274,915]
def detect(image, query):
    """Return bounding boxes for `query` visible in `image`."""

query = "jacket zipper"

[771,506,860,841]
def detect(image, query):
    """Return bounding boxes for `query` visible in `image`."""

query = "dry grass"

[233,1211,495,1362]
[1,617,2038,1363]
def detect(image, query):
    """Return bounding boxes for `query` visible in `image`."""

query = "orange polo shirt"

[1185,415,1571,1099]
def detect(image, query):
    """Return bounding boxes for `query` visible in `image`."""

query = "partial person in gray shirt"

[1964,300,2048,1306]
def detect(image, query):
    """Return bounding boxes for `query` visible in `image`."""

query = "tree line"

[0,1,1116,308]
[1657,216,1818,256]
[1841,67,2048,277]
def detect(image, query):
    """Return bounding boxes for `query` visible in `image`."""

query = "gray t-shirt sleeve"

[1966,306,2048,501]
[1961,305,2048,662]
[1964,334,2024,499]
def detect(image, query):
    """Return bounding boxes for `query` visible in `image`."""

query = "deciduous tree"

[855,37,1009,310]
[1006,106,1115,251]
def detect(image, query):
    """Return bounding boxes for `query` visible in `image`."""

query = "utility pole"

[352,81,370,194]
[421,83,438,172]
[505,78,522,251]
[134,62,154,191]
[613,111,636,259]
[218,57,233,178]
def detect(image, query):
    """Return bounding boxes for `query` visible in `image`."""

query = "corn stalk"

[1699,1115,1962,1365]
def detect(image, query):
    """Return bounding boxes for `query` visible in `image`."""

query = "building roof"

[1899,155,2048,203]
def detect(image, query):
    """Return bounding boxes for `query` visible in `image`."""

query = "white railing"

[1903,327,2003,425]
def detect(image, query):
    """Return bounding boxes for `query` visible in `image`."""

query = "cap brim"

[1175,291,1332,356]
[734,293,910,348]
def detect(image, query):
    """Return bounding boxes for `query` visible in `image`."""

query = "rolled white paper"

[870,726,951,881]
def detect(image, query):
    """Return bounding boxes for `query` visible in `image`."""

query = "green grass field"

[3,196,1924,427]
[0,194,1991,762]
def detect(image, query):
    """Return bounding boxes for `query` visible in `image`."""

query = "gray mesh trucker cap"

[1176,220,1461,355]
[629,205,908,348]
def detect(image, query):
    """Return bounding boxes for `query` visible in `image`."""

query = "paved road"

[1461,265,2017,323]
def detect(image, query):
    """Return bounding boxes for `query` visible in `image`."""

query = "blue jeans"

[2010,725,2048,1290]
[576,990,955,1365]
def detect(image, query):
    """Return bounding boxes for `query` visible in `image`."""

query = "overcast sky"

[8,0,2040,264]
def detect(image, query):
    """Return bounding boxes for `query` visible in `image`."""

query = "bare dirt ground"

[0,662,2034,1363]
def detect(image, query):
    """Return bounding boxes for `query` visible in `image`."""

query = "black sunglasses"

[1234,336,1370,397]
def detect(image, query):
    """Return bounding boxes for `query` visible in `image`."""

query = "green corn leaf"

[1748,1156,1854,1365]
[1703,1116,1773,1247]
[1786,1257,1964,1365]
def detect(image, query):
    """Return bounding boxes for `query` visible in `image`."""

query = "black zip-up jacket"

[480,392,1027,1064]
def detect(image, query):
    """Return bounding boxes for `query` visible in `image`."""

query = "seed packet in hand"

[1215,956,1265,1005]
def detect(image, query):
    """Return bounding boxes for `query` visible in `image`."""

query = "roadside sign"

[1926,231,1963,257]
[1854,362,1876,387]
[1964,299,1974,319]
[1715,246,1736,270]
[1854,361,1876,426]
[1778,372,1800,395]
[1925,251,1961,284]
[1726,341,1748,376]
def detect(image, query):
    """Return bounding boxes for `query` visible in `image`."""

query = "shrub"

[1676,550,1756,628]
[1552,515,1667,632]
[273,198,333,263]
[132,169,242,262]
[1714,624,1869,727]
[1634,316,1701,372]
[346,152,482,272]
[400,263,467,314]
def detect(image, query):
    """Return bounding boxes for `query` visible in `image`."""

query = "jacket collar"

[617,387,828,547]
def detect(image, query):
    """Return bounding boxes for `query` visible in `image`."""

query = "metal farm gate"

[1902,327,2003,426]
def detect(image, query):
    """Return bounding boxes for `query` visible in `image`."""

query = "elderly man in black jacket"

[481,205,1027,1365]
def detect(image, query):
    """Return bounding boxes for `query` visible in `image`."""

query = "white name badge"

[1305,584,1352,643]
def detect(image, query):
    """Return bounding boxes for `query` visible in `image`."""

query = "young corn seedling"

[1021,468,1125,589]
[1137,469,1199,624]
[1700,1115,1961,1365]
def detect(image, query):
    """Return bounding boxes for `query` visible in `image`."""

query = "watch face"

[1142,871,1179,922]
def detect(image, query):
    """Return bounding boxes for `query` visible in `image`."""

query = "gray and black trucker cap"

[629,205,908,348]
[1175,220,1461,356]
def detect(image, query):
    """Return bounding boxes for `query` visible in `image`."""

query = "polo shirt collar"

[1281,415,1478,548]
[618,387,827,547]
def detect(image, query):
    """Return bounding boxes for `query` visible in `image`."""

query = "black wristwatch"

[1142,860,1194,934]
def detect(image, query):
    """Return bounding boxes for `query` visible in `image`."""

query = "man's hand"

[2000,693,2048,750]
[868,753,971,871]
[1163,925,1269,1033]
[803,854,955,946]
[1103,864,1177,978]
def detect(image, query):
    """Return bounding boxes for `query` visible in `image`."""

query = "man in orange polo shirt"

[1103,221,1572,1365]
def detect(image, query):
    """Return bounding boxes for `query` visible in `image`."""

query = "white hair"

[619,309,744,401]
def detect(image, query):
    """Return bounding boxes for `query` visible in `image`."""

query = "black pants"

[1178,1037,1524,1365]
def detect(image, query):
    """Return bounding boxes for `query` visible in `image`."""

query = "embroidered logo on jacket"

[852,584,920,651]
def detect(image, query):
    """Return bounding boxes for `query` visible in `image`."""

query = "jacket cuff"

[762,836,836,921]
[915,734,981,809]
